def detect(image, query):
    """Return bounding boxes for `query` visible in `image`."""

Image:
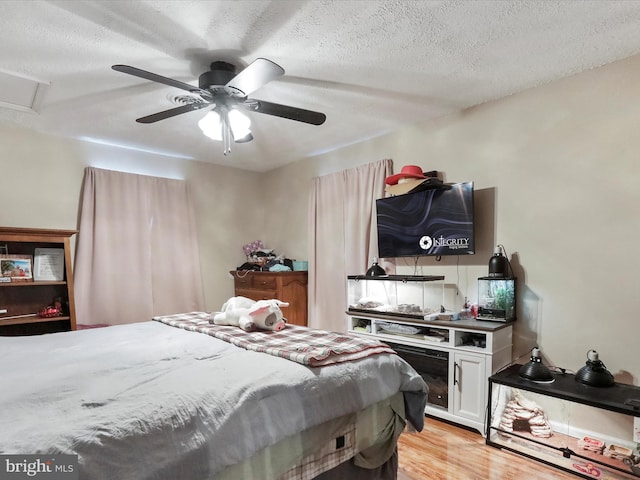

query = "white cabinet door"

[453,352,486,424]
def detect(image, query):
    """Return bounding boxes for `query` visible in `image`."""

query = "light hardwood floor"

[397,416,578,480]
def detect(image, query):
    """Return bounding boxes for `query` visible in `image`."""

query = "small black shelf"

[347,274,445,282]
[490,364,640,416]
[487,364,640,479]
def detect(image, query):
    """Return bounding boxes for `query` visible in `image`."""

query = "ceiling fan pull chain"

[222,112,231,155]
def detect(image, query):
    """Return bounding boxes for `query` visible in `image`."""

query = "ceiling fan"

[112,58,326,155]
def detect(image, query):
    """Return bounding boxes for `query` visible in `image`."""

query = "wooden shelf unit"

[0,227,78,335]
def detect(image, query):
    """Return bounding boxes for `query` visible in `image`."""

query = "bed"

[0,312,427,479]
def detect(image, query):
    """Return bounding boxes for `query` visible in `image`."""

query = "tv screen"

[376,181,475,258]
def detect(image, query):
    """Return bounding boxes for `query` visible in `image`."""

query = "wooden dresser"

[230,270,308,326]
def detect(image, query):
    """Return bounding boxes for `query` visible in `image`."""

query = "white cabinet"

[452,351,486,424]
[347,310,512,433]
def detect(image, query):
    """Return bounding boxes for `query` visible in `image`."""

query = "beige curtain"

[308,159,393,332]
[74,167,204,326]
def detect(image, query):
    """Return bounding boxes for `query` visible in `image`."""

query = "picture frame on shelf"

[0,254,34,282]
[33,248,65,281]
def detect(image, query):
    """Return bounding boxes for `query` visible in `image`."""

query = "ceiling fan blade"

[249,100,326,125]
[135,103,210,124]
[112,65,209,97]
[226,58,285,97]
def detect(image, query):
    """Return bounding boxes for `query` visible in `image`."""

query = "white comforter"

[0,321,426,480]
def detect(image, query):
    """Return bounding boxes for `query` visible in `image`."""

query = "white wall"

[186,161,264,309]
[1,126,85,231]
[263,54,640,384]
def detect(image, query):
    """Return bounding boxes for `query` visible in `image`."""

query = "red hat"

[385,165,426,185]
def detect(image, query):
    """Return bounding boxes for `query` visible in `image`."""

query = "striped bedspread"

[153,311,395,367]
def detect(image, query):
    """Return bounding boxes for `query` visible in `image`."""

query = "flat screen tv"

[376,181,475,258]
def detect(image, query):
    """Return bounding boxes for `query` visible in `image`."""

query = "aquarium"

[477,277,516,322]
[347,274,445,320]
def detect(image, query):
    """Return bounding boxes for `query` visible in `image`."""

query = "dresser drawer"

[236,289,279,302]
[233,273,254,289]
[233,273,278,290]
[252,275,277,290]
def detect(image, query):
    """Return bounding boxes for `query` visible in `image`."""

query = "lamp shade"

[228,109,251,140]
[365,258,386,277]
[575,350,615,387]
[198,111,223,140]
[488,246,509,278]
[198,109,252,143]
[519,347,553,382]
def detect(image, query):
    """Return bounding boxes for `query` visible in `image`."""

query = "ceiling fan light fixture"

[198,111,223,141]
[234,132,254,143]
[198,109,252,146]
[228,109,251,141]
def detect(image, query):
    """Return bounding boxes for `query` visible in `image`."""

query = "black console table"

[487,364,640,479]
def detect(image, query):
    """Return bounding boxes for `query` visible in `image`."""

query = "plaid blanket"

[153,312,395,367]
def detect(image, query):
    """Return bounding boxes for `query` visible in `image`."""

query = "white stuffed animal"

[250,299,289,331]
[212,296,289,332]
[212,296,256,331]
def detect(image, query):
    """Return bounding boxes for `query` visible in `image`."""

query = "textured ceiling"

[1,0,640,172]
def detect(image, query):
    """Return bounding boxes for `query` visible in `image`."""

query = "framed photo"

[0,254,34,282]
[33,248,65,281]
